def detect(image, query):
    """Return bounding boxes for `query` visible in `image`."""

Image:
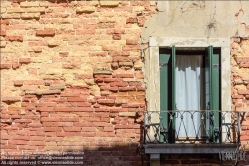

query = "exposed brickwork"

[0,0,156,165]
[1,0,249,165]
[231,38,249,155]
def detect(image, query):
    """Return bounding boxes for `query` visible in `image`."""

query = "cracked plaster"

[141,1,249,43]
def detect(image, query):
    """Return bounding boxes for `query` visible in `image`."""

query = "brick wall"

[231,37,249,149]
[1,0,249,166]
[0,0,156,165]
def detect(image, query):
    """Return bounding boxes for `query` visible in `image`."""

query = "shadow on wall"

[0,145,150,166]
[0,122,150,166]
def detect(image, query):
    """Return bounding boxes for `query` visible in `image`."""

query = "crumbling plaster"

[141,1,249,42]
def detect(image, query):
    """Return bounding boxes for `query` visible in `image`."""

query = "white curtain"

[175,55,203,137]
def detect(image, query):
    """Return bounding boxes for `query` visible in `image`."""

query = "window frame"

[146,37,231,143]
[159,46,221,143]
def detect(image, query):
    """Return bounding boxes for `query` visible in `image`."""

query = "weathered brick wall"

[231,37,249,151]
[1,0,249,166]
[0,0,156,165]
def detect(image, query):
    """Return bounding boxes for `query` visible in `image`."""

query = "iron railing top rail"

[143,110,245,144]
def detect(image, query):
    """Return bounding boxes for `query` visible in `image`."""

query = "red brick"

[1,134,11,140]
[104,78,121,83]
[100,86,110,91]
[75,74,93,79]
[76,132,95,137]
[60,117,78,122]
[55,107,89,112]
[95,132,115,137]
[14,80,23,86]
[9,140,28,145]
[95,108,110,112]
[28,123,42,128]
[56,122,73,126]
[77,102,91,107]
[5,36,23,42]
[137,86,146,91]
[41,117,60,122]
[12,135,30,140]
[44,127,62,132]
[74,122,93,127]
[0,64,12,69]
[126,39,138,45]
[2,111,19,115]
[115,125,134,129]
[36,107,55,112]
[122,45,140,51]
[112,56,131,62]
[138,16,146,27]
[119,86,136,91]
[104,127,114,132]
[12,63,20,69]
[89,51,107,57]
[0,20,10,25]
[117,74,134,78]
[23,115,39,120]
[28,131,45,136]
[81,127,95,132]
[56,132,76,137]
[41,112,49,117]
[102,45,121,51]
[1,114,10,119]
[76,30,95,35]
[67,97,87,102]
[129,82,142,86]
[113,34,121,40]
[19,58,31,64]
[14,119,32,123]
[240,62,249,68]
[42,122,54,127]
[37,102,57,107]
[64,127,81,132]
[101,117,110,123]
[126,17,137,23]
[110,108,129,112]
[36,30,55,36]
[114,28,125,34]
[97,99,115,105]
[71,85,89,89]
[111,82,128,87]
[93,122,111,127]
[238,89,249,95]
[28,141,46,146]
[59,52,69,57]
[0,31,6,36]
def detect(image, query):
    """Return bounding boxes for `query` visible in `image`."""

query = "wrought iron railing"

[143,111,243,144]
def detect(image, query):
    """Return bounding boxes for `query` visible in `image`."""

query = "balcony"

[143,110,245,154]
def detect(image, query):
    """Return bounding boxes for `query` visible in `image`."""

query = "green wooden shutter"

[159,46,176,143]
[171,46,176,143]
[159,53,170,143]
[205,45,220,143]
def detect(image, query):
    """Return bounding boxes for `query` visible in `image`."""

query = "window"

[146,37,231,145]
[159,46,221,143]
